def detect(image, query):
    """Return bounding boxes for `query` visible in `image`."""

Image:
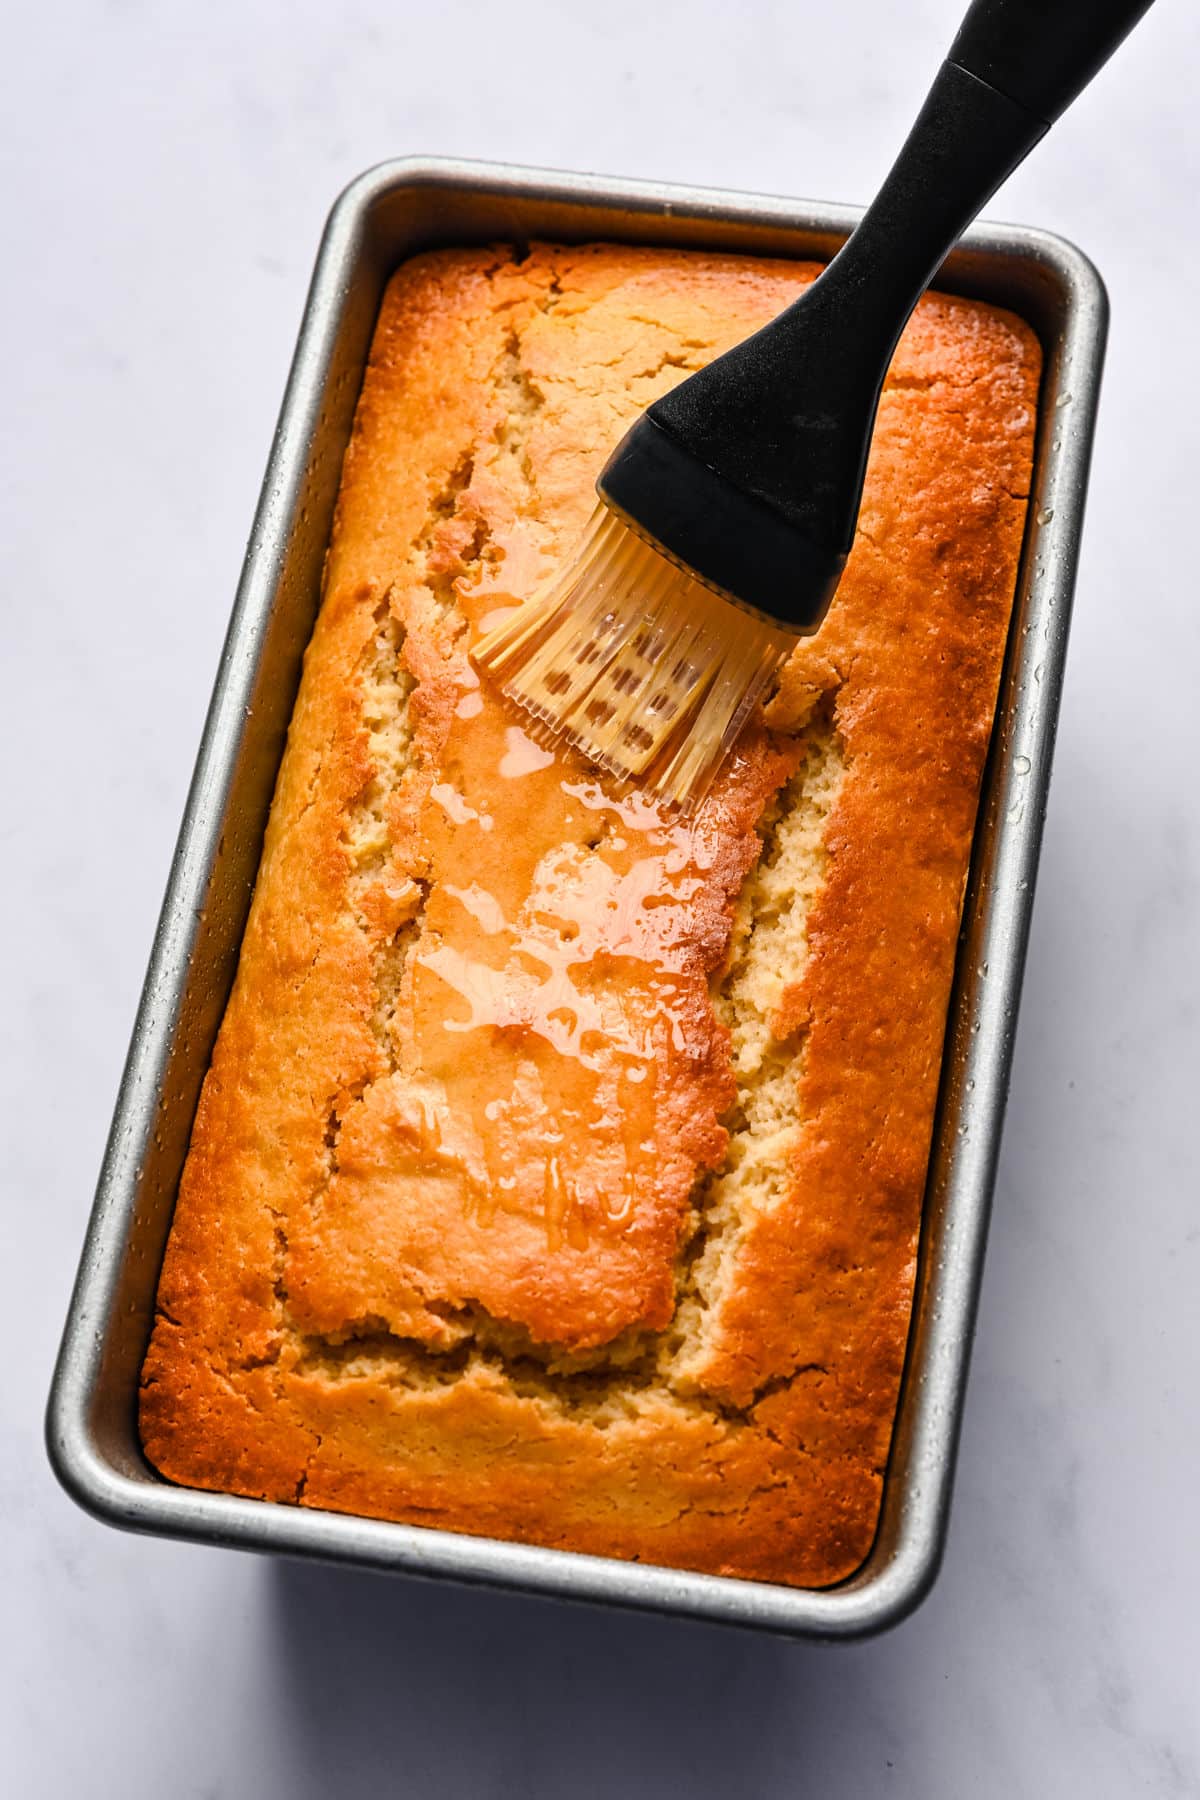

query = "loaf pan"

[46,157,1106,1640]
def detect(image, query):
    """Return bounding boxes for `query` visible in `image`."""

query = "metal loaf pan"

[46,158,1107,1640]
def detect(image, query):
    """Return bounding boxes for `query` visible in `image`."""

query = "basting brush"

[473,0,1152,808]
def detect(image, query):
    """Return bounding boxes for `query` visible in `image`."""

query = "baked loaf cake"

[140,242,1040,1587]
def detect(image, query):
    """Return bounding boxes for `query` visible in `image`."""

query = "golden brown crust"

[139,243,1039,1587]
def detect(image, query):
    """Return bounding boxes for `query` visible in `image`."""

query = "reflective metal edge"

[46,157,1108,1641]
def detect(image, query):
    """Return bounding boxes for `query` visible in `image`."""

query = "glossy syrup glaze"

[293,577,798,1352]
[409,645,722,1257]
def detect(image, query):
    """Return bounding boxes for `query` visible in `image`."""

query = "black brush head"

[597,412,846,631]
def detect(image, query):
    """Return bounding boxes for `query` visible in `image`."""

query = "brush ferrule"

[597,414,845,632]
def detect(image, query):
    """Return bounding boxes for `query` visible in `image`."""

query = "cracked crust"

[139,243,1040,1587]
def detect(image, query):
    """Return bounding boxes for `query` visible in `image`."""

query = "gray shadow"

[268,1557,924,1798]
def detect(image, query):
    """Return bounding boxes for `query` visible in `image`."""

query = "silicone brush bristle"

[472,506,797,809]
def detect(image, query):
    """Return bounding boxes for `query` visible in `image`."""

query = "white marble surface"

[4,2,1198,1793]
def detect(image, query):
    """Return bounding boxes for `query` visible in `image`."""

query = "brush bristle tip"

[471,505,796,810]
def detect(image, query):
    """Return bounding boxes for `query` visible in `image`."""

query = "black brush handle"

[950,0,1153,124]
[600,0,1154,627]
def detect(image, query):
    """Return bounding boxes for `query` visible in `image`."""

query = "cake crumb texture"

[139,242,1040,1587]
